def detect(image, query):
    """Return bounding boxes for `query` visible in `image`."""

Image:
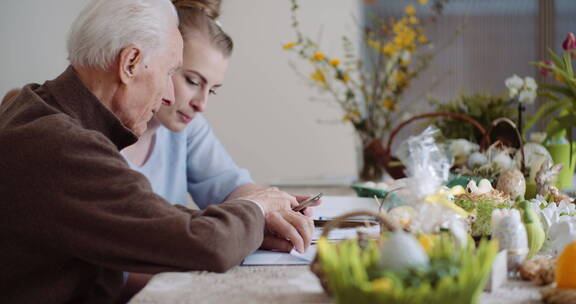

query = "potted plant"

[525,32,576,189]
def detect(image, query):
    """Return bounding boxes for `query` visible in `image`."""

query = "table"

[129,265,543,304]
[132,185,545,303]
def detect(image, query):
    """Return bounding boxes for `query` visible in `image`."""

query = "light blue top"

[126,114,253,208]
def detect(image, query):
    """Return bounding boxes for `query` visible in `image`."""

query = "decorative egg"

[493,152,514,170]
[387,206,415,229]
[556,242,576,289]
[468,152,488,168]
[496,169,526,199]
[467,179,494,194]
[362,181,376,189]
[375,182,389,191]
[379,231,430,271]
[492,210,528,271]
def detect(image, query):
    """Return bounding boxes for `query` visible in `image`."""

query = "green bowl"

[351,185,388,198]
[350,185,405,211]
[446,174,494,189]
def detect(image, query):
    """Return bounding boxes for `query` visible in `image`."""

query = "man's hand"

[238,187,315,253]
[292,194,322,217]
[239,187,298,213]
[261,209,314,253]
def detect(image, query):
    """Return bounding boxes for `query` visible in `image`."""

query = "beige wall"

[0,0,89,94]
[208,0,360,184]
[0,0,360,185]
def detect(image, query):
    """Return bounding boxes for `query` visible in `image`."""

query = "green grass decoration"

[317,234,498,304]
[454,196,511,237]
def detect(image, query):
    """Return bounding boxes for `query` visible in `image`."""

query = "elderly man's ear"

[118,45,144,84]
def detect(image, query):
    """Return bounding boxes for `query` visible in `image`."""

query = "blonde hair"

[172,0,233,57]
[67,0,178,69]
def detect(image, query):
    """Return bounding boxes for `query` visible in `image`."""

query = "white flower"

[505,74,524,90]
[524,77,538,91]
[508,88,519,98]
[549,221,576,255]
[518,89,537,104]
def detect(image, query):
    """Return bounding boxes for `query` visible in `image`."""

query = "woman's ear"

[118,45,143,84]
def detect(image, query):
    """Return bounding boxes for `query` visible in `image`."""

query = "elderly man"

[0,0,313,303]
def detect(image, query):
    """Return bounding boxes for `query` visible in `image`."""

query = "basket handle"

[480,117,526,174]
[320,210,397,238]
[384,112,488,156]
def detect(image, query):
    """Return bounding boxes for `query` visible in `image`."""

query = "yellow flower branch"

[285,0,450,141]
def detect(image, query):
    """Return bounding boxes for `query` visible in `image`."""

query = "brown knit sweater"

[0,67,265,303]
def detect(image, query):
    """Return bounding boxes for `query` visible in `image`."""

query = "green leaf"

[538,83,574,98]
[545,114,576,138]
[524,98,571,134]
[563,53,574,78]
[548,48,565,69]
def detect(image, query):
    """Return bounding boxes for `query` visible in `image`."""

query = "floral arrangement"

[284,0,450,181]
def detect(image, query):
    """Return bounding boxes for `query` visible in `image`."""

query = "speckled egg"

[496,168,526,199]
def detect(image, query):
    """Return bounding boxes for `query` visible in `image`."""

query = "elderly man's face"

[120,26,183,136]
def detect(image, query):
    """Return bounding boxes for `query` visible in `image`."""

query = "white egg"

[477,179,494,194]
[493,152,514,170]
[363,181,376,188]
[375,182,389,190]
[466,180,479,193]
[379,232,430,271]
[467,152,488,168]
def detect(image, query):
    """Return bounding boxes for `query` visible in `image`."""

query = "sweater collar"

[44,66,138,149]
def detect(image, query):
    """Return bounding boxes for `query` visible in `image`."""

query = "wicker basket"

[310,211,397,295]
[367,112,488,179]
[366,113,528,180]
[310,210,499,304]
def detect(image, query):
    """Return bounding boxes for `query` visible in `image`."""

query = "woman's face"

[156,36,229,132]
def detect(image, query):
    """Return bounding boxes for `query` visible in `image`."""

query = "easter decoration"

[312,211,498,304]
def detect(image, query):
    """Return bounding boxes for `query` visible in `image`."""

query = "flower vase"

[355,134,385,182]
[546,142,576,189]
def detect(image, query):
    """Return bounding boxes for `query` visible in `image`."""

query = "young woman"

[120,2,318,301]
[122,0,263,208]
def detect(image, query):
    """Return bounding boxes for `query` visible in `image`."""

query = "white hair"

[67,0,178,69]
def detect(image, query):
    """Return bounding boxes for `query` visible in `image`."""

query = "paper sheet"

[241,196,383,266]
[313,226,380,242]
[310,196,380,219]
[241,246,317,266]
[241,225,380,266]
